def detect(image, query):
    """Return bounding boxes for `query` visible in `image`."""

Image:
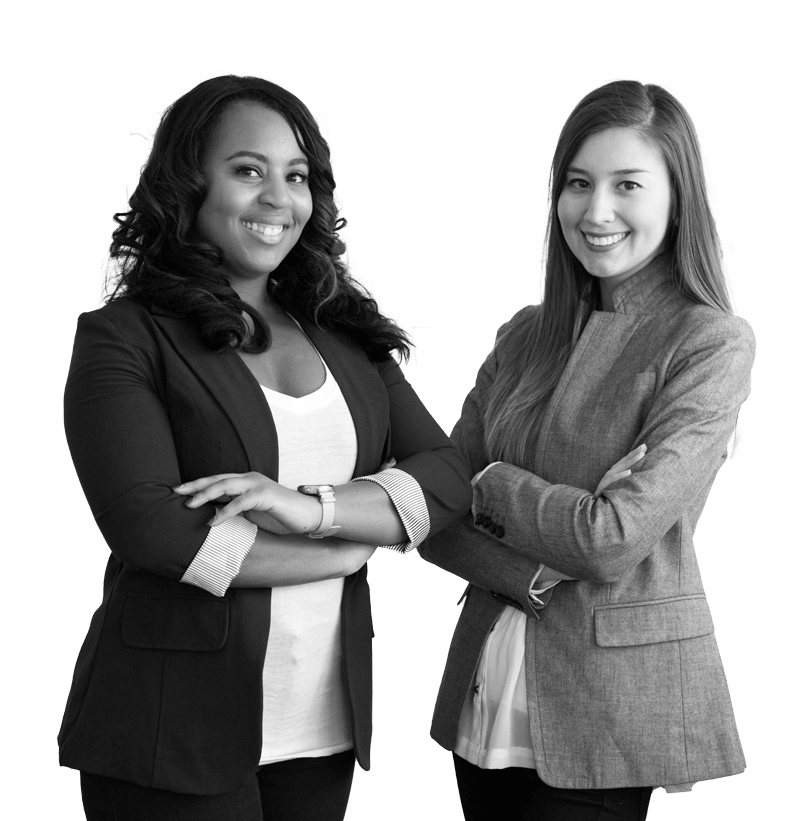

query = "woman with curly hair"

[420,80,754,820]
[59,75,472,821]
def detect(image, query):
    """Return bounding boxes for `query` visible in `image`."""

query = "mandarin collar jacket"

[59,298,471,794]
[421,257,755,789]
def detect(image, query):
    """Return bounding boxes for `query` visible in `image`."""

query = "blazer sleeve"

[375,356,473,537]
[419,308,551,611]
[64,310,215,580]
[473,313,756,583]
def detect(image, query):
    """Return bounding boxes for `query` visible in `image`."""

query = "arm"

[473,316,755,583]
[230,532,375,588]
[64,309,376,585]
[177,356,473,550]
[419,309,554,605]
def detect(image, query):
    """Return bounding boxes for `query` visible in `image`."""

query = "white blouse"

[257,361,357,763]
[179,339,430,764]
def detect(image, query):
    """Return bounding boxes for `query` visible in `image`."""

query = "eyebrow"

[224,150,309,167]
[567,166,651,175]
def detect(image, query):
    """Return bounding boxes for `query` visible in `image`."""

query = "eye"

[287,170,309,185]
[234,165,261,178]
[618,180,641,192]
[565,177,590,191]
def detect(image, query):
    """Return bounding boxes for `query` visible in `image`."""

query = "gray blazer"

[420,257,754,789]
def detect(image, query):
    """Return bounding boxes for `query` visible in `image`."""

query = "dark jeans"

[453,754,652,821]
[80,750,355,821]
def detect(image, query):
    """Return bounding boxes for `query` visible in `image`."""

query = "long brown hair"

[484,81,732,464]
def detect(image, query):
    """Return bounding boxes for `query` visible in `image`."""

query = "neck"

[230,275,276,317]
[600,280,616,312]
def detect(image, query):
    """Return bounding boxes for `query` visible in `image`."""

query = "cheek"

[297,195,314,230]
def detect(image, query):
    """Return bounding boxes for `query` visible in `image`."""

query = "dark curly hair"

[108,75,410,360]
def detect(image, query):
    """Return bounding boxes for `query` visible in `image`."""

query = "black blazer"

[59,298,471,794]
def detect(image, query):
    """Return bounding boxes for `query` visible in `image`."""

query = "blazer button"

[475,512,485,525]
[496,525,505,538]
[488,522,497,534]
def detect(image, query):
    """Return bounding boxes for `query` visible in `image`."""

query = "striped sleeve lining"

[351,467,429,554]
[180,514,258,597]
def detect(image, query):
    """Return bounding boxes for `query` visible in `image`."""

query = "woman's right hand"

[594,444,647,497]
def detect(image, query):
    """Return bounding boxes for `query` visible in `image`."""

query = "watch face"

[297,484,335,495]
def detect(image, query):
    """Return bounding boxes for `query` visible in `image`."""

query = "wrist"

[297,484,342,538]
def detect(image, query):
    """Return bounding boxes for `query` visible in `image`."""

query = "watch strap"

[298,484,342,539]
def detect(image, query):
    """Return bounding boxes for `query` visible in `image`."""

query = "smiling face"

[196,103,313,294]
[557,127,672,302]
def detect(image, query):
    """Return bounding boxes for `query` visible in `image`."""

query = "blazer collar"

[609,254,680,315]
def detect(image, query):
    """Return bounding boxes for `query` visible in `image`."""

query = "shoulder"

[494,304,539,351]
[669,302,755,358]
[79,297,152,328]
[75,299,162,353]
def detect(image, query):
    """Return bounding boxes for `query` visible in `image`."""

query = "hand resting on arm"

[174,470,408,545]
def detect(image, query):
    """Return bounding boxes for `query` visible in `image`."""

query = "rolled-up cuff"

[180,514,258,597]
[351,468,429,553]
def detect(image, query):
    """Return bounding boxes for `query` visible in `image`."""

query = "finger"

[208,502,240,527]
[185,478,250,508]
[594,469,632,496]
[173,474,242,494]
[610,445,648,472]
[209,491,264,526]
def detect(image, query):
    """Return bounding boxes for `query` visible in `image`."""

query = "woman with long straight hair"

[59,75,472,821]
[420,80,753,820]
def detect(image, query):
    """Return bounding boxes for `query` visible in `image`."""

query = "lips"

[583,231,629,248]
[242,220,288,245]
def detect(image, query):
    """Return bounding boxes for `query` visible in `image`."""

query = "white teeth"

[243,221,285,236]
[585,232,627,247]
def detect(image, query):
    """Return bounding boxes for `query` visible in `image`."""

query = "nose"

[583,187,615,226]
[258,172,292,209]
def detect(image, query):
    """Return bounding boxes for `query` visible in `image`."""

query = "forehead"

[571,127,667,175]
[205,102,306,160]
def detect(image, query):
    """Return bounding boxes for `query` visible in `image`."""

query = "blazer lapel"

[152,312,280,478]
[152,307,389,481]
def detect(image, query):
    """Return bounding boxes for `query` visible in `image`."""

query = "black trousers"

[80,750,355,821]
[453,754,652,821]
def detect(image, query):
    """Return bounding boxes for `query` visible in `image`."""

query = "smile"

[583,231,629,248]
[242,220,287,244]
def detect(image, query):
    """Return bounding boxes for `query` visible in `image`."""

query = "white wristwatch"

[297,484,342,539]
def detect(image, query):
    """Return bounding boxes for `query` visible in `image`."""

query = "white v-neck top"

[258,358,358,764]
[180,328,433,764]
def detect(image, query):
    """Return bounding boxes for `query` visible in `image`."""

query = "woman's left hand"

[173,472,322,535]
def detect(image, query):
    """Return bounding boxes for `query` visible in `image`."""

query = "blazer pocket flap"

[595,595,713,648]
[122,595,229,651]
